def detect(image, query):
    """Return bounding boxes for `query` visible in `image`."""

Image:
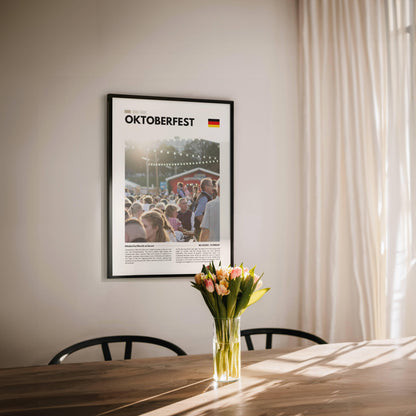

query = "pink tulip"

[204,279,215,293]
[254,274,263,289]
[230,267,242,279]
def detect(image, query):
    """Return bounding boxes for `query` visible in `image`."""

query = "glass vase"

[213,317,241,382]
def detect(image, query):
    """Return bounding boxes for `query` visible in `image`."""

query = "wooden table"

[1,337,416,415]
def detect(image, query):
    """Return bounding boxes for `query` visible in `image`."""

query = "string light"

[148,159,219,167]
[133,145,219,168]
[142,147,219,167]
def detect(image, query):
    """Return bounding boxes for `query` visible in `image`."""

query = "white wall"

[0,0,300,368]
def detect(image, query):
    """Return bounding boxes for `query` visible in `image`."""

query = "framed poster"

[107,94,234,278]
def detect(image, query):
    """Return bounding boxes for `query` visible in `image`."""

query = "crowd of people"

[124,178,220,243]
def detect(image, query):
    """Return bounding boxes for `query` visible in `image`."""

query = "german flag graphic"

[208,118,220,128]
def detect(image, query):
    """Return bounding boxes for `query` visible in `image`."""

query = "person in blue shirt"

[177,182,186,198]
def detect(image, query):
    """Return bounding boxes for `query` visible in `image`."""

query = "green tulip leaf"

[240,288,270,315]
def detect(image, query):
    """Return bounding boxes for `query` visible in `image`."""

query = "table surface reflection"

[1,337,416,415]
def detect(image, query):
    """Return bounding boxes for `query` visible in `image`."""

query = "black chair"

[241,328,327,350]
[48,335,187,365]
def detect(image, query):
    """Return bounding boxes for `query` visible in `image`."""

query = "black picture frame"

[107,94,234,278]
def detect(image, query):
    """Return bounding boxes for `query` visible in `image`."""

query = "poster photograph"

[107,94,234,278]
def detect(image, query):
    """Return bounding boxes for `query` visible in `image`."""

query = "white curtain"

[299,0,415,342]
[386,0,416,338]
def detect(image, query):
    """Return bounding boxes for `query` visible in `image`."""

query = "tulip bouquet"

[191,262,270,381]
[191,262,270,320]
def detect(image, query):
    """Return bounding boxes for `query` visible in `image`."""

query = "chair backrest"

[48,335,187,365]
[241,328,327,350]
